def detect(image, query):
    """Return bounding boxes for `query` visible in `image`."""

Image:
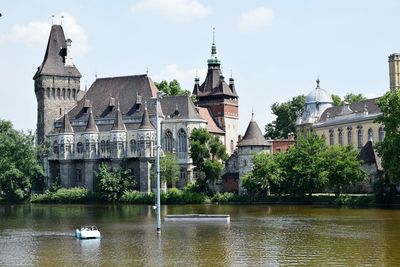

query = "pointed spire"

[251,108,254,121]
[112,100,126,131]
[208,27,220,65]
[316,76,320,88]
[85,107,98,132]
[60,113,74,133]
[139,99,154,130]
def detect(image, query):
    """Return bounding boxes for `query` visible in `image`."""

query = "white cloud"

[153,64,207,90]
[0,12,88,57]
[132,0,211,21]
[238,7,274,32]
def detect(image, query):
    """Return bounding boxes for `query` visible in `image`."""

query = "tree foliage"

[0,119,44,201]
[331,94,342,106]
[154,79,196,102]
[265,95,305,139]
[318,145,367,196]
[96,163,135,202]
[242,133,366,197]
[156,153,180,186]
[375,90,400,190]
[189,128,227,192]
[332,93,366,106]
[242,152,283,195]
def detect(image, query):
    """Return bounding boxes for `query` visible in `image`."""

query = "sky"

[1,0,399,135]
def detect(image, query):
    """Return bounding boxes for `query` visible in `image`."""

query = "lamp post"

[153,91,165,234]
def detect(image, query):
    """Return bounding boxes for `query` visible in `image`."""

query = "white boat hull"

[75,228,101,239]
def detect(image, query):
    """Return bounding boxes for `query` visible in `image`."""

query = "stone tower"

[33,24,82,145]
[192,31,239,155]
[389,53,400,91]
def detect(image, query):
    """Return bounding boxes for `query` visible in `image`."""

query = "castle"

[34,24,238,192]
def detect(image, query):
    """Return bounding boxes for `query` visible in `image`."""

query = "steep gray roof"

[112,105,126,131]
[55,74,158,133]
[60,113,74,133]
[318,98,381,123]
[160,95,204,120]
[238,119,269,147]
[359,141,383,171]
[85,108,98,132]
[193,68,238,98]
[139,105,154,130]
[33,25,81,79]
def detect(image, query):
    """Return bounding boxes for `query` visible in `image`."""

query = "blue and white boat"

[75,226,101,239]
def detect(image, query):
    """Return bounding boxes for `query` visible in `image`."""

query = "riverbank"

[23,187,400,208]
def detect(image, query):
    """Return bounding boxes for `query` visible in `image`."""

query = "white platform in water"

[164,214,230,223]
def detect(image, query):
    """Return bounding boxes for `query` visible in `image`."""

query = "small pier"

[164,214,230,223]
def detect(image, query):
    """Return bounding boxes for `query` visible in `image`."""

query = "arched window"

[178,129,187,153]
[118,142,124,150]
[85,139,90,152]
[72,89,76,99]
[338,129,343,145]
[100,140,106,153]
[65,144,71,153]
[329,129,334,145]
[164,130,173,153]
[347,127,352,145]
[62,88,66,99]
[106,140,110,152]
[57,88,60,98]
[357,129,363,148]
[230,140,234,152]
[53,141,59,155]
[368,128,374,142]
[379,127,384,142]
[91,143,96,152]
[77,142,83,154]
[130,139,137,153]
[67,89,71,99]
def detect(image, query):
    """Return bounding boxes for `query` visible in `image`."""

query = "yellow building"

[297,53,400,149]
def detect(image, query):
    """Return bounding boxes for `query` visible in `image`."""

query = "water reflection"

[1,204,400,266]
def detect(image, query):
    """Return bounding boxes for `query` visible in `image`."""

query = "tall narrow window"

[368,128,374,142]
[338,129,343,145]
[347,127,353,145]
[106,140,110,152]
[53,141,59,155]
[357,129,363,148]
[130,139,137,153]
[76,169,81,182]
[329,129,334,145]
[379,127,384,142]
[230,140,234,152]
[101,140,106,153]
[178,129,187,153]
[77,142,83,154]
[164,130,173,153]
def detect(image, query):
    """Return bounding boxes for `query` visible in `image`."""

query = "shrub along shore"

[25,187,400,208]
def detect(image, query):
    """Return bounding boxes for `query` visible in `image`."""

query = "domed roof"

[306,78,333,104]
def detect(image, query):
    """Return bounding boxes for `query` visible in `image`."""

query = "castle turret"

[389,53,400,91]
[84,107,99,159]
[192,29,239,155]
[111,102,127,158]
[34,24,82,145]
[58,113,74,160]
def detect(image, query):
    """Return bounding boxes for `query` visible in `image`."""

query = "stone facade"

[35,25,239,192]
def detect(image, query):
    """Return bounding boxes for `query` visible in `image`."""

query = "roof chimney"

[65,38,73,67]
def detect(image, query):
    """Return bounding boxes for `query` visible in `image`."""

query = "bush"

[120,190,154,204]
[30,187,91,203]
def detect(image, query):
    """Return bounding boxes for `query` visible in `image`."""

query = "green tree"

[154,79,196,102]
[284,133,327,196]
[344,93,366,104]
[242,152,283,195]
[331,94,342,106]
[158,153,180,187]
[189,128,227,192]
[97,163,134,202]
[319,145,367,196]
[375,90,400,197]
[265,95,305,139]
[0,119,44,201]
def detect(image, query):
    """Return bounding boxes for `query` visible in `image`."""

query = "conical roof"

[85,108,98,132]
[238,118,269,147]
[139,101,154,130]
[112,102,126,131]
[33,24,81,79]
[60,113,74,133]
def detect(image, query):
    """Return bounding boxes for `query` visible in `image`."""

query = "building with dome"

[35,24,239,192]
[297,53,400,149]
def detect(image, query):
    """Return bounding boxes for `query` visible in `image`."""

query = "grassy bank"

[28,187,392,207]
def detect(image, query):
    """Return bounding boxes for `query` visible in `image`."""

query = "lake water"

[1,204,400,266]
